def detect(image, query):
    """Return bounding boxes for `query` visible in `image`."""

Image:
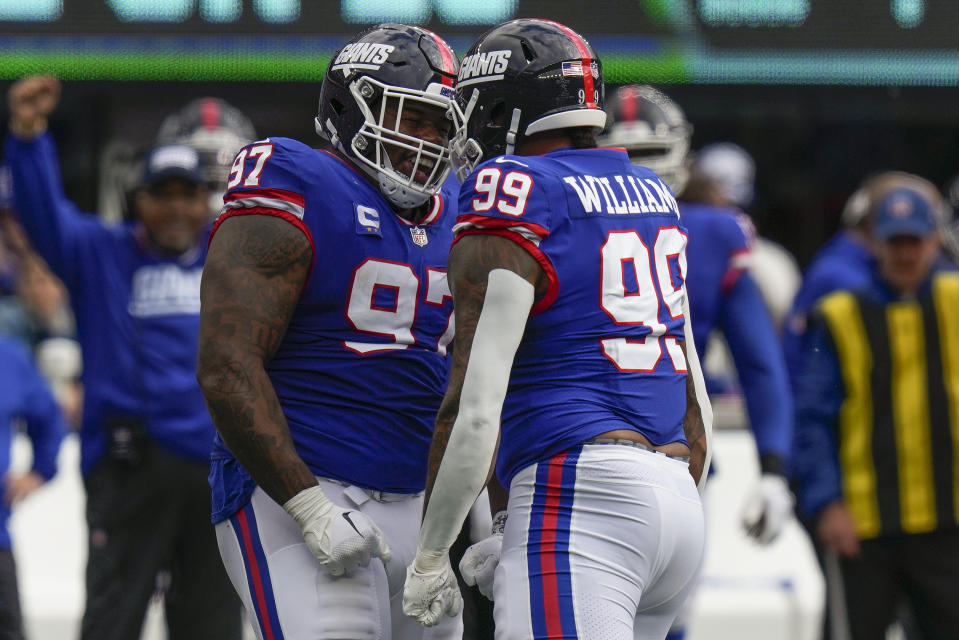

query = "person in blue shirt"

[5,75,241,640]
[793,186,959,640]
[0,334,65,640]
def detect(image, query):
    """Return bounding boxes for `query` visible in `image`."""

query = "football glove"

[403,549,463,627]
[741,473,794,545]
[283,485,391,577]
[459,510,506,600]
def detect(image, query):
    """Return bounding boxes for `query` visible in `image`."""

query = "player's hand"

[741,473,794,544]
[282,485,392,577]
[458,509,506,600]
[8,75,61,139]
[816,500,861,558]
[403,550,463,627]
[459,534,502,600]
[2,471,45,506]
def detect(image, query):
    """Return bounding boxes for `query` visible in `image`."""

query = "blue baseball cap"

[141,144,204,187]
[874,187,937,239]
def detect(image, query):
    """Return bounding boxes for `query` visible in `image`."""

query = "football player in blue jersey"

[598,85,795,640]
[403,19,712,638]
[195,23,466,640]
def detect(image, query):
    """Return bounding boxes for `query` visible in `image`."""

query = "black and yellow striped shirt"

[818,271,959,539]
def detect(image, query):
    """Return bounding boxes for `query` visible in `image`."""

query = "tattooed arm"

[680,340,707,486]
[424,234,546,506]
[405,234,540,623]
[680,291,713,491]
[413,234,543,565]
[196,215,316,505]
[199,214,393,574]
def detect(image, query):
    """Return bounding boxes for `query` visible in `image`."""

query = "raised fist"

[8,75,61,139]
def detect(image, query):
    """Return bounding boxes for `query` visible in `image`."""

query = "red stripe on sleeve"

[224,187,306,208]
[209,209,316,291]
[455,214,549,239]
[452,228,559,314]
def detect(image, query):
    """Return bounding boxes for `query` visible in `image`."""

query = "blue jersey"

[681,202,752,358]
[0,336,65,548]
[5,133,213,473]
[456,148,689,487]
[682,202,793,466]
[209,138,456,521]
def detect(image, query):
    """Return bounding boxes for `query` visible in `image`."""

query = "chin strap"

[461,88,479,125]
[504,108,522,156]
[315,116,338,148]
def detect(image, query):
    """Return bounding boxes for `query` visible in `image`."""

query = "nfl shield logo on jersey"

[410,226,428,247]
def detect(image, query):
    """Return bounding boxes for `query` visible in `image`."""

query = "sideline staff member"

[794,186,959,640]
[5,75,241,640]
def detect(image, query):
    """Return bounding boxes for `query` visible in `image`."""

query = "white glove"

[459,510,506,600]
[741,473,795,544]
[403,550,464,627]
[283,485,391,577]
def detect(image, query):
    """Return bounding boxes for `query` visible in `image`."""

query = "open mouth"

[399,156,435,185]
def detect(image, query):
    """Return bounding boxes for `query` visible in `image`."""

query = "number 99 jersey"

[454,147,689,487]
[208,137,457,521]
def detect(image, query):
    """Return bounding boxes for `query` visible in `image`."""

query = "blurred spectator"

[0,172,75,351]
[97,97,256,224]
[4,75,241,640]
[783,171,949,383]
[0,334,66,640]
[156,96,257,216]
[0,182,81,426]
[0,250,74,351]
[794,185,959,640]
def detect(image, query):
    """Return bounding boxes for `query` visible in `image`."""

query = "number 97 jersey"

[209,137,457,505]
[454,148,690,487]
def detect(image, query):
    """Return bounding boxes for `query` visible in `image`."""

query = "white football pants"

[215,478,463,640]
[493,442,705,639]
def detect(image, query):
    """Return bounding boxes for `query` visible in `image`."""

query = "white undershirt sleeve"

[417,269,535,558]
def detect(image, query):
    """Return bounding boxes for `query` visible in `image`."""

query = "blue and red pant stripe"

[527,446,582,639]
[230,503,285,640]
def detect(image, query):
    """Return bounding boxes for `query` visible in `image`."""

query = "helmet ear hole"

[329,98,345,117]
[520,40,536,63]
[488,101,507,128]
